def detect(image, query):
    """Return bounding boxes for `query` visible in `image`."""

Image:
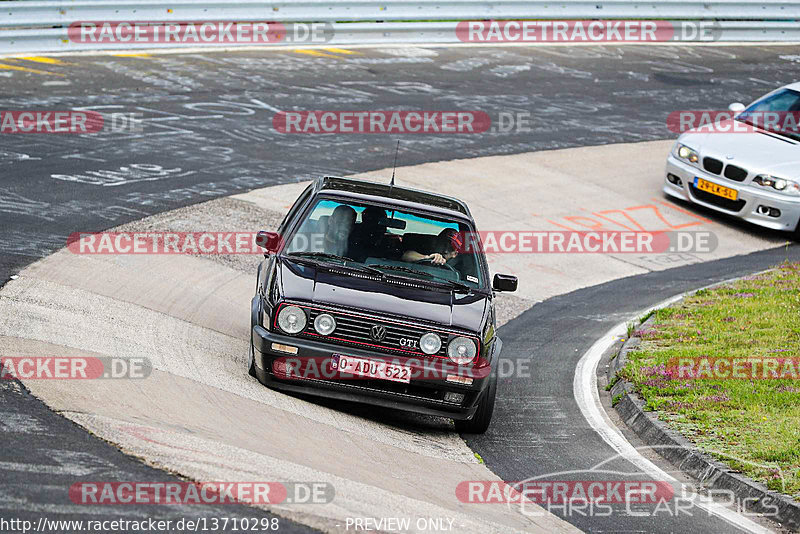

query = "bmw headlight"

[277,305,307,334]
[313,313,336,336]
[753,175,800,196]
[447,336,477,365]
[420,333,442,355]
[676,144,700,164]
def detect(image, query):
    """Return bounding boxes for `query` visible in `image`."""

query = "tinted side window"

[278,184,313,233]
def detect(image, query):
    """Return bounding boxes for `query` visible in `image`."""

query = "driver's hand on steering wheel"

[425,253,447,265]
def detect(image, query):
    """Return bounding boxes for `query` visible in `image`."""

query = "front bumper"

[664,155,800,232]
[252,325,492,420]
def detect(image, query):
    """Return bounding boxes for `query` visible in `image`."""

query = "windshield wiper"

[286,252,385,277]
[370,264,474,292]
[287,251,354,262]
[432,278,473,293]
[368,264,435,278]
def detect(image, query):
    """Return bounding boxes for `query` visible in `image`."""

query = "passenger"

[402,228,463,266]
[323,205,356,257]
[349,206,389,262]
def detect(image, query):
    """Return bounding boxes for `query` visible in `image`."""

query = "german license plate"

[694,177,738,201]
[332,354,410,383]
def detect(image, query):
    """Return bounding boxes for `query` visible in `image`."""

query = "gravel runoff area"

[116,194,533,327]
[618,262,800,499]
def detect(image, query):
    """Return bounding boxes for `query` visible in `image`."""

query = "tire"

[455,368,497,434]
[792,220,800,243]
[248,336,257,378]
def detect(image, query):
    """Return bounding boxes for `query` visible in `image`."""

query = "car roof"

[783,82,800,93]
[313,176,474,220]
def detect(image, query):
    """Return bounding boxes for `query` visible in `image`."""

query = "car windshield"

[737,88,800,141]
[283,198,486,289]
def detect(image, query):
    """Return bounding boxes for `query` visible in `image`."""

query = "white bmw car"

[664,83,800,238]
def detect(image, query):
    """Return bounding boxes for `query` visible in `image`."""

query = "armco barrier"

[1,1,800,53]
[3,1,800,25]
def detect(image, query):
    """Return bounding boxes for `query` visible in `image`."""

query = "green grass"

[619,262,800,499]
[640,309,657,324]
[606,374,620,391]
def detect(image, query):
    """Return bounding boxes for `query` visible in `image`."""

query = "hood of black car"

[276,258,487,332]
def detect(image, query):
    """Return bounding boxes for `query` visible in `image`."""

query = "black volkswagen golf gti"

[249,176,517,433]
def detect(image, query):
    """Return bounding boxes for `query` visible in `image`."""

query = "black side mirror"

[256,230,282,254]
[492,274,518,292]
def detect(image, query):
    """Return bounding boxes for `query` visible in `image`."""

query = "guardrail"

[1,1,800,54]
[3,1,800,26]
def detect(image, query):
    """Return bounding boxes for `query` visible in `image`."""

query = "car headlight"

[313,313,336,336]
[277,305,307,334]
[753,175,800,196]
[447,336,477,364]
[676,144,700,164]
[420,332,442,355]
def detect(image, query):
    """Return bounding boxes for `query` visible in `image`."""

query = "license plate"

[694,177,738,201]
[332,354,411,383]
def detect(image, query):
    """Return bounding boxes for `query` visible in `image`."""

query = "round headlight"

[277,305,307,334]
[420,332,442,355]
[314,313,336,336]
[774,179,788,191]
[447,336,477,364]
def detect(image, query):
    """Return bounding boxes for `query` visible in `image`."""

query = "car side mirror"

[492,274,518,292]
[256,230,282,254]
[728,102,746,114]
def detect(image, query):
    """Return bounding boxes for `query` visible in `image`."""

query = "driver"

[402,228,463,265]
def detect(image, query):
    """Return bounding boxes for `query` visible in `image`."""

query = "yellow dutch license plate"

[694,177,738,201]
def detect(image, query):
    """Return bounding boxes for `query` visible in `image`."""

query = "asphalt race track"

[3,45,800,533]
[5,45,800,282]
[466,245,800,533]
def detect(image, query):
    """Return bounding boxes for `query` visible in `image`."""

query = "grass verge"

[619,262,800,500]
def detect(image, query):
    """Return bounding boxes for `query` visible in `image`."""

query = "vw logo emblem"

[370,324,387,342]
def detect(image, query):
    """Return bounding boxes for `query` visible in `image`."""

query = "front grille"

[302,307,452,358]
[689,183,746,212]
[703,157,723,175]
[723,164,748,182]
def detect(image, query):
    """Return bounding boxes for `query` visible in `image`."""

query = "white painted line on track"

[574,288,775,534]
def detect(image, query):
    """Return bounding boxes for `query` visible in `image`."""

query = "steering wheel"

[414,258,459,276]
